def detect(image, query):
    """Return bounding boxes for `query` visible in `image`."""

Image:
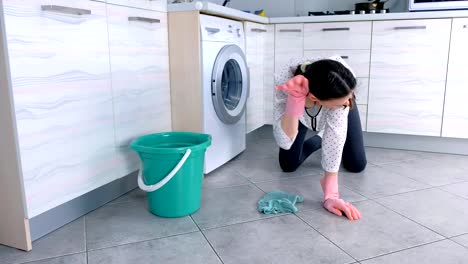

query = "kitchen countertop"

[169,2,468,24]
[270,10,468,23]
[167,1,269,24]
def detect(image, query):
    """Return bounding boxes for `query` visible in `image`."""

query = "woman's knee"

[344,159,367,173]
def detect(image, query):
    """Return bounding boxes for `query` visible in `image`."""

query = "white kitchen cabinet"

[4,0,117,218]
[107,4,171,175]
[107,0,166,12]
[368,19,451,136]
[244,22,266,133]
[442,18,468,139]
[304,22,371,50]
[274,23,303,75]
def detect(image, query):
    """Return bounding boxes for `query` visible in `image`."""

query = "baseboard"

[29,171,138,241]
[363,132,468,155]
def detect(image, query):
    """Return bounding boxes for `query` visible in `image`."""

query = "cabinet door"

[442,18,468,139]
[244,22,265,133]
[107,0,166,12]
[274,24,303,75]
[4,0,116,217]
[368,19,451,136]
[107,5,171,173]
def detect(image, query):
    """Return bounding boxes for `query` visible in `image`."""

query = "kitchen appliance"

[199,15,248,173]
[355,0,389,13]
[409,0,468,11]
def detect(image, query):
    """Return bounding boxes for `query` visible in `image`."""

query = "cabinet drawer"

[367,78,445,136]
[107,0,166,12]
[275,24,303,74]
[303,50,370,77]
[304,22,371,50]
[372,19,451,50]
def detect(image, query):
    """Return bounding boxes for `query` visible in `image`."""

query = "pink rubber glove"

[276,75,309,117]
[320,175,361,220]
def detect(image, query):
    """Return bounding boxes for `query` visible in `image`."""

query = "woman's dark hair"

[294,59,356,101]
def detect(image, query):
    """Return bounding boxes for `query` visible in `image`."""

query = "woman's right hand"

[276,75,309,117]
[323,198,361,220]
[275,75,309,98]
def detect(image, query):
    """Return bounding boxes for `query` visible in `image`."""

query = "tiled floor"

[1,126,468,264]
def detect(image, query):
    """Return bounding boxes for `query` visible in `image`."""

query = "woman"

[274,56,367,220]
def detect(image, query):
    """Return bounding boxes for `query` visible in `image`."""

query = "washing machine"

[200,15,249,174]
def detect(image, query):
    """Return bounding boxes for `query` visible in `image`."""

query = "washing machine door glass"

[212,44,249,124]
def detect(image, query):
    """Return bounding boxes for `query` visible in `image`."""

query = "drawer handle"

[279,29,302,33]
[322,27,350,31]
[205,27,220,33]
[394,26,427,30]
[128,17,160,23]
[464,25,467,29]
[41,5,91,15]
[341,56,349,59]
[251,28,267,33]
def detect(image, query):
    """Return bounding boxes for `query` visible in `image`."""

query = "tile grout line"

[86,230,200,253]
[16,252,88,264]
[84,215,87,252]
[293,213,360,263]
[84,215,88,264]
[357,237,449,263]
[199,213,288,232]
[189,215,225,264]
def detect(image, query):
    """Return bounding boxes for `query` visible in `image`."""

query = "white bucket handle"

[138,148,192,192]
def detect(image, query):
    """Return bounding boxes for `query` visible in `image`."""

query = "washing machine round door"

[211,44,249,124]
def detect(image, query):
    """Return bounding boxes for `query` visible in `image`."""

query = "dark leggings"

[279,103,367,173]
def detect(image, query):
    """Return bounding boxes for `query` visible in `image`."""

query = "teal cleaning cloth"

[257,190,304,215]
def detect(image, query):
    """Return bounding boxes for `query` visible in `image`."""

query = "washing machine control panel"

[200,14,244,43]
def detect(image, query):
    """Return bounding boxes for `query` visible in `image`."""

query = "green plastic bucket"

[130,132,211,218]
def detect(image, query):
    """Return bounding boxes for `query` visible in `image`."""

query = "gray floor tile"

[376,188,468,237]
[246,125,274,144]
[203,215,355,264]
[365,147,423,165]
[452,234,468,248]
[0,218,85,264]
[234,139,278,161]
[22,253,86,264]
[203,162,251,189]
[440,182,468,199]
[297,200,443,261]
[192,184,269,230]
[88,232,221,264]
[339,165,430,199]
[231,157,322,183]
[360,240,468,264]
[379,159,468,186]
[255,174,367,212]
[85,201,198,250]
[109,188,146,205]
[418,152,468,168]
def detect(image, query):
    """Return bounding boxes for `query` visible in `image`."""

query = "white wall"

[200,0,408,17]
